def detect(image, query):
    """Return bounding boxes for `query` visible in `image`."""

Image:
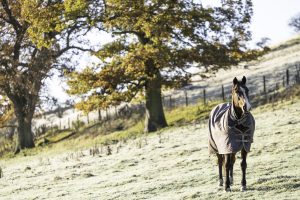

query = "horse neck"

[231,99,243,120]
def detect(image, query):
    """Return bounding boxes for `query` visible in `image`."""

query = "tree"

[289,12,300,32]
[67,0,256,132]
[0,0,91,153]
[255,37,270,52]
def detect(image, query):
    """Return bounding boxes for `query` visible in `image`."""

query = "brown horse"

[208,76,255,192]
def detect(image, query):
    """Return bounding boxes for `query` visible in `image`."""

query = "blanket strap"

[236,134,250,143]
[236,134,251,143]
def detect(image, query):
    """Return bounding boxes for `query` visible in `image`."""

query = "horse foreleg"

[241,148,247,191]
[230,154,236,185]
[224,154,232,192]
[217,154,223,187]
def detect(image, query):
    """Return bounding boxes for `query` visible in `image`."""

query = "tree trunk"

[14,104,35,154]
[144,72,168,133]
[138,34,167,132]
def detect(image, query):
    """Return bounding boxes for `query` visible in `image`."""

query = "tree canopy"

[0,0,92,152]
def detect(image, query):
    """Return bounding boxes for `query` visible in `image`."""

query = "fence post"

[184,90,188,106]
[162,96,165,107]
[106,108,109,120]
[77,114,80,128]
[221,85,225,101]
[296,69,300,84]
[98,109,102,121]
[283,76,285,87]
[263,76,266,94]
[87,113,89,124]
[203,89,206,105]
[276,83,279,91]
[169,96,172,109]
[115,106,118,118]
[286,69,289,86]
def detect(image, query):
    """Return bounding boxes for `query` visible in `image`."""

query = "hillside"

[0,36,300,200]
[0,96,299,199]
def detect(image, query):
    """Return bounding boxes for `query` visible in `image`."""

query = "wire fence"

[162,62,300,109]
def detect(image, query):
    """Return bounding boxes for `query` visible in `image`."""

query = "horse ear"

[242,76,246,84]
[233,77,238,85]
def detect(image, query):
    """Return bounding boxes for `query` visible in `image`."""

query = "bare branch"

[0,125,17,129]
[54,46,93,58]
[1,0,22,32]
[112,30,141,37]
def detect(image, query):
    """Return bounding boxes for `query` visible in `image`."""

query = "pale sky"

[251,0,300,45]
[46,0,300,104]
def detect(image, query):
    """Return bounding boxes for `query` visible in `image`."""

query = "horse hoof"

[240,186,247,192]
[229,177,233,186]
[224,188,231,192]
[219,179,223,187]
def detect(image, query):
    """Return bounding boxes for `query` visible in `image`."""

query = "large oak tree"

[0,0,91,153]
[67,0,257,132]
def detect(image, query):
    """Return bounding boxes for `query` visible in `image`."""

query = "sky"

[46,0,300,104]
[250,0,300,45]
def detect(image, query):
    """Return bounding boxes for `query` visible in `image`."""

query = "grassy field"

[0,89,299,199]
[0,101,220,159]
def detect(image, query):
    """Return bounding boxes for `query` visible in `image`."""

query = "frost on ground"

[0,99,300,200]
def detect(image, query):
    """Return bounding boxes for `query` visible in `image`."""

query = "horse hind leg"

[217,154,224,187]
[241,148,247,191]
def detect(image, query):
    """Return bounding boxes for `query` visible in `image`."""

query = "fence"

[19,61,300,137]
[162,62,300,109]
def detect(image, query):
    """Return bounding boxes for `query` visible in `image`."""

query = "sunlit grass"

[166,101,222,126]
[0,100,221,159]
[38,101,220,152]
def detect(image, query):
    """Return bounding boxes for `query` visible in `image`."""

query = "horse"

[208,76,255,192]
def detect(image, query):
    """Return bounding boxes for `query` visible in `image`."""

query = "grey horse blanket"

[208,103,255,154]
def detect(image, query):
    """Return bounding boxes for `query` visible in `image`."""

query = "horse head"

[232,76,251,116]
